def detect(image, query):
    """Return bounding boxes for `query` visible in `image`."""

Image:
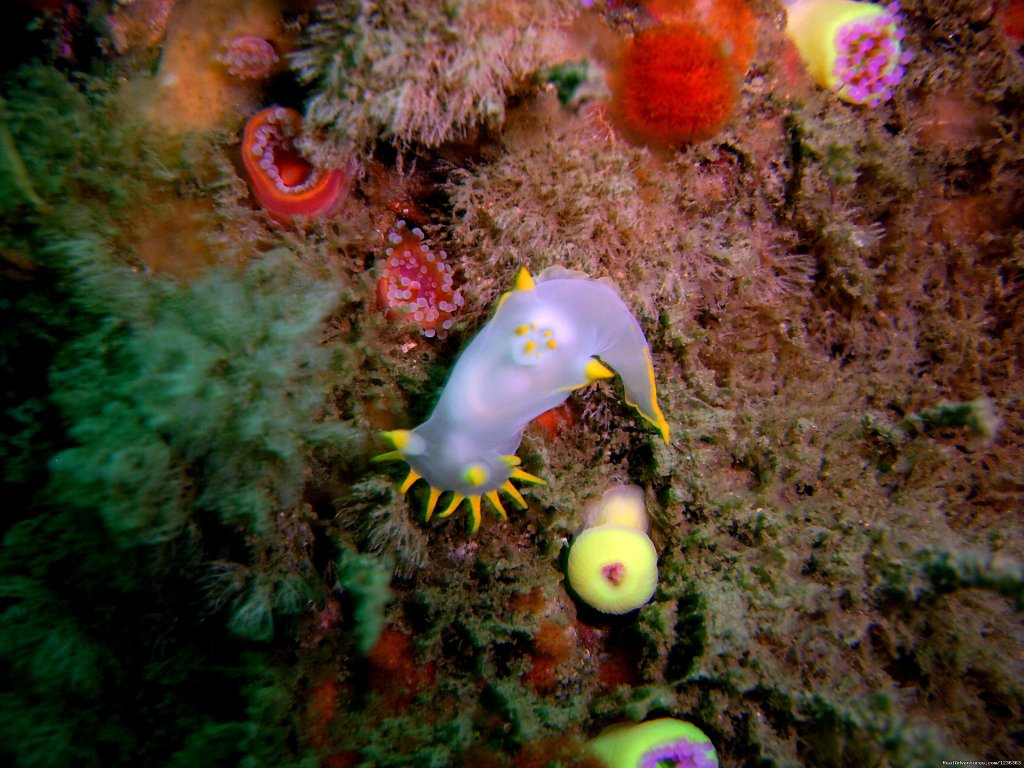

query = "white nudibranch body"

[375,267,670,533]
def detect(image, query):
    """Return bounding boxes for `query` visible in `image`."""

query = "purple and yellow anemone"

[587,718,718,768]
[785,0,911,106]
[639,740,717,768]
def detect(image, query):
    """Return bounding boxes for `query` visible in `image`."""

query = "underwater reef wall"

[1,1,1023,766]
[292,0,578,163]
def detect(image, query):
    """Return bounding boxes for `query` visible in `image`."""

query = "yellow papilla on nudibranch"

[374,267,670,533]
[567,485,658,614]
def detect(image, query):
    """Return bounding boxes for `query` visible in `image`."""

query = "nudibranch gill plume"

[374,267,670,533]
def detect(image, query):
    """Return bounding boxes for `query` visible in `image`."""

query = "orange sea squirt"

[613,21,740,146]
[1004,0,1024,42]
[645,0,757,73]
[241,106,350,222]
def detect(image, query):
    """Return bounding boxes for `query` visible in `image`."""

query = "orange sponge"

[612,21,740,146]
[646,0,757,73]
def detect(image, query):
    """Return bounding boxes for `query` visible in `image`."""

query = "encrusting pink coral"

[376,220,462,339]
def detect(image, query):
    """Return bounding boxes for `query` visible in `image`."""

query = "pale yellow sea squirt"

[567,485,658,614]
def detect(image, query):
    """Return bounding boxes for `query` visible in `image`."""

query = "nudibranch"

[375,267,670,533]
[784,0,910,106]
[241,106,351,222]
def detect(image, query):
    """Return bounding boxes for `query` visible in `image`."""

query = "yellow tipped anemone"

[566,524,658,614]
[587,718,719,768]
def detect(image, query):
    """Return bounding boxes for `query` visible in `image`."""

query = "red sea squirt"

[376,220,462,339]
[1006,0,1024,41]
[241,106,350,222]
[613,21,741,145]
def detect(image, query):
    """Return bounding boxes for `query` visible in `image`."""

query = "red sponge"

[612,21,741,145]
